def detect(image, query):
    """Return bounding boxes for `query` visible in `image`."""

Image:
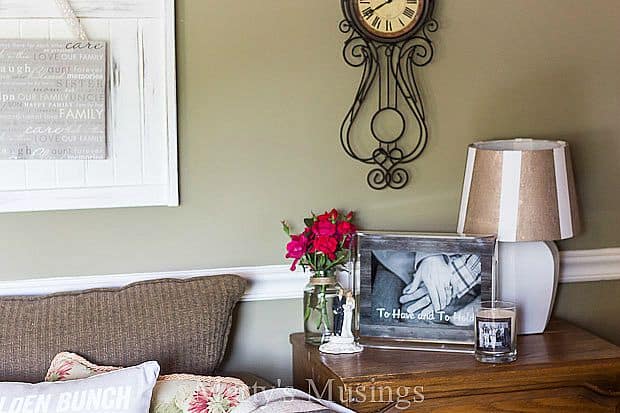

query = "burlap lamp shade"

[457,138,580,334]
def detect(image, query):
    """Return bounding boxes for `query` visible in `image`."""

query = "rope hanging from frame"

[54,0,89,41]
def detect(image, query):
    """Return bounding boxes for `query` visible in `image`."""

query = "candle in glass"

[475,301,517,363]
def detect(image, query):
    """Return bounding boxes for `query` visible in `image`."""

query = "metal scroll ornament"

[339,0,438,190]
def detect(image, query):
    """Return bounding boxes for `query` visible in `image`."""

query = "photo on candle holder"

[356,232,497,345]
[476,317,512,352]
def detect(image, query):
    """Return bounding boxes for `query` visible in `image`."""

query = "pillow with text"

[0,361,159,413]
[46,352,249,413]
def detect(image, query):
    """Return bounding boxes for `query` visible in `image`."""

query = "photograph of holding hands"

[372,250,481,327]
[358,232,497,344]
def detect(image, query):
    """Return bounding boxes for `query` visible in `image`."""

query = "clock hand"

[373,0,393,12]
[363,0,393,18]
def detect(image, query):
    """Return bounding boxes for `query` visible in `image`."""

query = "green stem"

[304,297,312,322]
[311,284,333,333]
[316,310,323,330]
[322,284,330,331]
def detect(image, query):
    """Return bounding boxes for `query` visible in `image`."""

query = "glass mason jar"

[303,274,341,345]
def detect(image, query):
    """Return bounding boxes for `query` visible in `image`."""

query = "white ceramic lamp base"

[497,241,560,335]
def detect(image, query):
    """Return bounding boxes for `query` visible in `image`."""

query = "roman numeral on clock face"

[355,0,425,38]
[372,15,381,29]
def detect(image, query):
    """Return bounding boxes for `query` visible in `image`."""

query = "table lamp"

[457,138,580,334]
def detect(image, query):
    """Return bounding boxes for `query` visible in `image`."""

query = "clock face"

[353,0,425,41]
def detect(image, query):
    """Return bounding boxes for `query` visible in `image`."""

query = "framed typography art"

[0,0,178,213]
[0,39,107,160]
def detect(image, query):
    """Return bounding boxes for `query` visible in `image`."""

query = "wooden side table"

[291,320,620,412]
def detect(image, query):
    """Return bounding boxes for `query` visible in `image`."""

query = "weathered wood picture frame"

[357,231,497,345]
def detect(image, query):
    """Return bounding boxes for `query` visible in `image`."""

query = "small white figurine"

[320,290,363,354]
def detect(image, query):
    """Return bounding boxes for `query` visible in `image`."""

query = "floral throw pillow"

[46,352,250,413]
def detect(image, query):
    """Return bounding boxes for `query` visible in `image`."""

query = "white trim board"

[0,248,618,300]
[0,265,309,302]
[559,248,620,283]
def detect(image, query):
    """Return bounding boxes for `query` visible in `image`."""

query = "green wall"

[0,0,619,384]
[554,281,620,346]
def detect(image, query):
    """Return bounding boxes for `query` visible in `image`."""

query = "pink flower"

[286,234,308,259]
[312,220,336,237]
[286,234,309,271]
[47,360,74,382]
[188,383,242,413]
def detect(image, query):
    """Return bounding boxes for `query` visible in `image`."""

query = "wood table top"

[290,319,620,382]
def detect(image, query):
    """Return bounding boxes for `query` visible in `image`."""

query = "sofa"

[0,275,250,382]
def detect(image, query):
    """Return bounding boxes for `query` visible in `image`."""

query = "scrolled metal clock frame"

[340,0,438,190]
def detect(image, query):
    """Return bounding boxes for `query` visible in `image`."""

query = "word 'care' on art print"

[0,39,106,160]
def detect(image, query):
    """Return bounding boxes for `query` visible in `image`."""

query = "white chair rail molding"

[0,247,617,300]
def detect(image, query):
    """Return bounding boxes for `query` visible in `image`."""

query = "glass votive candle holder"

[475,300,517,363]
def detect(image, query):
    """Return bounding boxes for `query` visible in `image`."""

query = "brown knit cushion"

[0,274,247,383]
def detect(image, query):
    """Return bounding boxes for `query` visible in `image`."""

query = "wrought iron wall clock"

[340,0,438,189]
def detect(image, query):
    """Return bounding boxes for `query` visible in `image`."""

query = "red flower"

[343,237,352,249]
[337,221,356,236]
[311,236,338,260]
[317,208,338,222]
[312,220,336,237]
[286,234,309,271]
[283,209,356,272]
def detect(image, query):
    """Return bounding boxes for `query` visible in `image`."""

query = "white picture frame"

[0,0,178,212]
